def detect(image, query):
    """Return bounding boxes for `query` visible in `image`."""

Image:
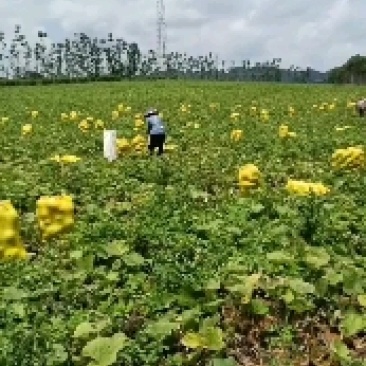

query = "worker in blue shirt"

[144,108,167,155]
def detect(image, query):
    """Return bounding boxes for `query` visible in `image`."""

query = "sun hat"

[144,108,159,118]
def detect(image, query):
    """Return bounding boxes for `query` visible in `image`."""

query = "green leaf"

[281,289,294,304]
[250,299,269,315]
[181,332,202,349]
[250,203,265,214]
[357,294,366,308]
[287,297,314,313]
[201,326,225,351]
[205,278,221,291]
[74,322,96,338]
[340,312,366,337]
[115,202,132,213]
[287,278,315,294]
[47,344,68,365]
[104,240,129,257]
[174,293,198,307]
[266,251,293,263]
[81,333,127,366]
[77,254,94,273]
[10,303,25,318]
[324,270,343,286]
[176,307,201,324]
[190,188,209,200]
[226,274,261,297]
[74,320,109,338]
[331,340,350,361]
[23,212,35,223]
[304,247,330,268]
[225,226,242,236]
[85,203,100,214]
[145,318,180,340]
[203,299,224,312]
[211,357,237,366]
[106,271,119,281]
[70,250,83,259]
[315,277,328,297]
[123,252,145,266]
[201,315,220,330]
[275,205,292,216]
[343,268,364,295]
[1,287,28,301]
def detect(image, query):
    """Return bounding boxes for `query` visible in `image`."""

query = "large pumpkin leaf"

[181,332,202,349]
[81,333,127,366]
[73,320,109,339]
[266,251,294,263]
[181,326,224,351]
[357,294,366,308]
[226,273,261,304]
[250,299,270,315]
[104,240,130,257]
[287,278,315,294]
[304,247,330,268]
[74,322,95,339]
[123,252,145,266]
[340,312,366,337]
[145,318,180,340]
[331,340,351,362]
[1,287,28,301]
[201,326,225,351]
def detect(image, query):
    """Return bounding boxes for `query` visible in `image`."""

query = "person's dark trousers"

[148,133,166,155]
[359,107,365,117]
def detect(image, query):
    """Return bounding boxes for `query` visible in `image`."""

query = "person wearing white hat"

[144,108,167,155]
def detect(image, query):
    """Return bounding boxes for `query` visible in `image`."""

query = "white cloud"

[0,0,365,72]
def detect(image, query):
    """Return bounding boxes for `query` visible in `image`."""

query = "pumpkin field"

[0,81,366,366]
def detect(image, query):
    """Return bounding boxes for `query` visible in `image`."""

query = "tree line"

[0,25,364,86]
[327,55,366,84]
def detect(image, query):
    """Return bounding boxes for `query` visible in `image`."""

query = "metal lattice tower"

[156,0,167,68]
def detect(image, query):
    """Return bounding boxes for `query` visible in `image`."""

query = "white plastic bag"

[103,130,117,162]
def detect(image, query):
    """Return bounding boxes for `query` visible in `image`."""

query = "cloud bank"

[0,0,365,71]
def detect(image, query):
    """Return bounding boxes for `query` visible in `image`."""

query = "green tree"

[328,54,366,84]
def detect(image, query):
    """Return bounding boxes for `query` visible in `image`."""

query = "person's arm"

[146,119,152,135]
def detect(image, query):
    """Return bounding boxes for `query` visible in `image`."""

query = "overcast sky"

[0,0,365,72]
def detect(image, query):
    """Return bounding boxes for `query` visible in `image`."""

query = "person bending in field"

[144,108,167,155]
[356,99,366,117]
